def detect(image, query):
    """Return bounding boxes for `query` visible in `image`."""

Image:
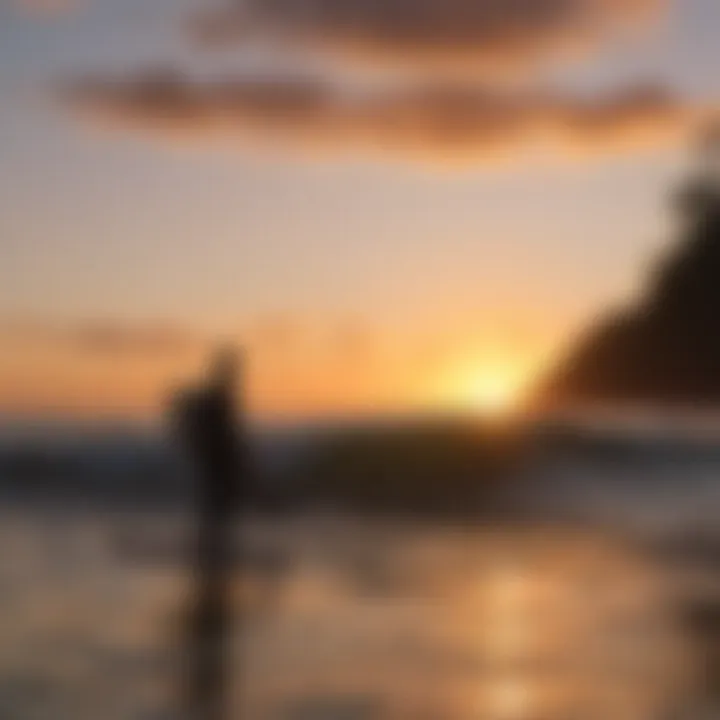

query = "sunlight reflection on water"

[238,517,693,720]
[0,510,702,719]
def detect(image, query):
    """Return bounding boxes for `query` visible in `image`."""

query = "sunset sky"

[1,0,718,421]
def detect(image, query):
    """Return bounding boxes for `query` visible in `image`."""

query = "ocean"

[0,421,718,719]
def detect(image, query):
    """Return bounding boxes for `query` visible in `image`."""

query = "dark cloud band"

[67,72,702,164]
[192,0,666,73]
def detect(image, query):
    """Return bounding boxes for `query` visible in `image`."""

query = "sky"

[0,0,718,422]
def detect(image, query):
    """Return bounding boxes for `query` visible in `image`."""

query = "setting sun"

[434,361,530,416]
[466,373,523,414]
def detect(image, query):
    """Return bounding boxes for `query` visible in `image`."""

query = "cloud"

[66,72,702,164]
[0,318,208,358]
[0,318,218,417]
[191,0,666,74]
[13,0,78,16]
[60,0,706,168]
[65,322,203,357]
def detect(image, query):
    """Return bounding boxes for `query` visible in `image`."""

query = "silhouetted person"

[173,348,245,720]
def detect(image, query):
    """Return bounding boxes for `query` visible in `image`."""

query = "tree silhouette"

[540,130,720,407]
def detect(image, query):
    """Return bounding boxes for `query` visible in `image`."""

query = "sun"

[430,358,531,417]
[468,375,520,414]
[438,362,527,416]
[465,372,523,415]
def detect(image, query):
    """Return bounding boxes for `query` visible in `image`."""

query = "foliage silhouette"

[542,136,720,407]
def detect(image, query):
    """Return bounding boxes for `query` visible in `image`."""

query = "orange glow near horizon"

[0,331,552,421]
